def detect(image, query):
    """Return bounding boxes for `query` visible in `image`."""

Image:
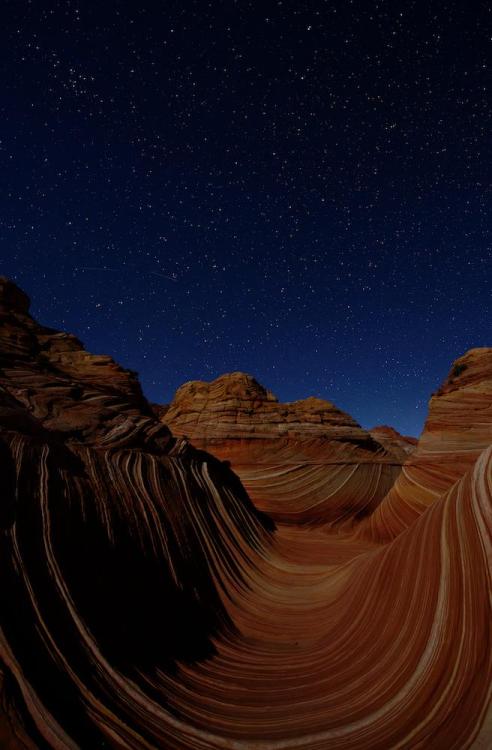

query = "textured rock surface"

[165,372,366,441]
[0,279,274,748]
[0,278,172,450]
[369,425,418,455]
[360,347,492,541]
[165,372,409,524]
[1,279,492,749]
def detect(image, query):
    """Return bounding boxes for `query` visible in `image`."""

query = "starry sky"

[1,0,491,436]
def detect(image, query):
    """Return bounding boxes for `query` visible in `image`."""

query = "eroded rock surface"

[165,372,408,524]
[361,347,492,541]
[0,278,273,749]
[369,425,418,455]
[1,279,492,749]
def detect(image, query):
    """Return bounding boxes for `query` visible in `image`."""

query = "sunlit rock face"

[164,372,409,525]
[164,372,363,441]
[360,347,492,541]
[1,278,492,750]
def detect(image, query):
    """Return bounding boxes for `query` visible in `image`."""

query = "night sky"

[1,1,491,436]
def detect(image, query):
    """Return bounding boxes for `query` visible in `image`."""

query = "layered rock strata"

[360,347,492,541]
[164,373,411,524]
[369,425,418,455]
[1,278,492,749]
[0,278,273,749]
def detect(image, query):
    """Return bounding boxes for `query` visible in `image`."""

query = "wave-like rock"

[158,443,492,749]
[164,373,411,525]
[369,425,418,455]
[1,278,492,749]
[360,347,492,541]
[0,278,273,748]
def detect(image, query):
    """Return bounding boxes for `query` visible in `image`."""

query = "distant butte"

[164,371,414,524]
[369,425,418,454]
[1,278,492,749]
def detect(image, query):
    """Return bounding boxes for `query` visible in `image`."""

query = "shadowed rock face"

[2,278,492,749]
[164,372,412,525]
[0,278,274,748]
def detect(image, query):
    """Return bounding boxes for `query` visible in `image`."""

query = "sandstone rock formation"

[369,425,418,455]
[360,347,492,541]
[1,278,492,749]
[0,277,273,748]
[164,372,410,524]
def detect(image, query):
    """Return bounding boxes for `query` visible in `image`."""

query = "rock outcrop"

[0,278,274,749]
[369,425,418,455]
[360,347,492,541]
[1,279,492,749]
[164,372,409,524]
[164,372,365,441]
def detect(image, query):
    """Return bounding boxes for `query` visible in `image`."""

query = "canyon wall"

[1,277,492,749]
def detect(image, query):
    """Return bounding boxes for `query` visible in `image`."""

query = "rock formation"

[164,372,411,524]
[0,278,273,748]
[1,278,492,749]
[369,425,418,455]
[360,347,492,541]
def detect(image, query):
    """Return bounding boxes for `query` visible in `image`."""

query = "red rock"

[0,277,171,449]
[165,372,407,524]
[1,280,492,749]
[0,280,273,748]
[369,425,418,455]
[360,347,492,541]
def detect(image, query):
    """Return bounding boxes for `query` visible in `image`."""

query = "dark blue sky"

[1,0,491,436]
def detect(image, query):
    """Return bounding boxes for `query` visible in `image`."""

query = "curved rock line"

[1,278,492,749]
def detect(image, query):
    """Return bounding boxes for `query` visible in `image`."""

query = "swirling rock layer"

[164,373,412,525]
[0,278,273,748]
[369,425,418,455]
[360,347,492,541]
[1,278,492,749]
